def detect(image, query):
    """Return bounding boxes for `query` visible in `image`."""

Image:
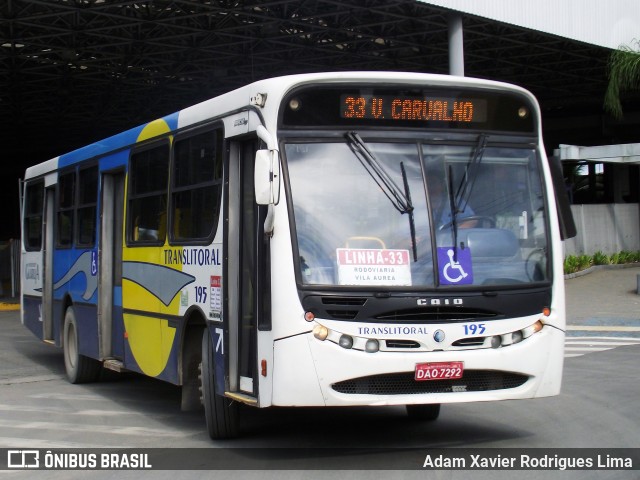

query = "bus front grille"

[375,308,498,322]
[331,371,528,395]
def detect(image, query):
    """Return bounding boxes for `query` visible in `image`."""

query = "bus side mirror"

[549,155,577,240]
[255,149,280,205]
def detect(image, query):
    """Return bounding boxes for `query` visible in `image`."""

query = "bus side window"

[170,127,223,243]
[77,166,98,247]
[56,171,75,248]
[128,143,169,245]
[24,181,44,251]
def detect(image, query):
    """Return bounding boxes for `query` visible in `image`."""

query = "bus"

[20,72,576,439]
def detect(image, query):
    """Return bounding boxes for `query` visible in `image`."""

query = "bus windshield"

[286,138,549,288]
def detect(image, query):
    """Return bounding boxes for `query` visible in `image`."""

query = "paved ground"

[565,265,640,322]
[564,265,640,357]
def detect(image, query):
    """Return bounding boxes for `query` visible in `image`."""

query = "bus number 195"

[463,323,486,335]
[195,286,208,303]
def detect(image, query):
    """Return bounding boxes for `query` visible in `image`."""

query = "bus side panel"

[51,249,73,345]
[161,326,182,385]
[22,250,44,339]
[121,248,185,382]
[22,295,44,340]
[118,319,181,385]
[111,288,125,360]
[51,248,100,352]
[73,302,100,359]
[123,305,182,385]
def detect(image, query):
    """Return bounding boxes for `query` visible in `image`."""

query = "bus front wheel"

[406,404,441,421]
[63,306,101,384]
[201,329,239,439]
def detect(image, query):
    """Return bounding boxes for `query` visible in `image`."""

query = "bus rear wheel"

[201,328,239,439]
[406,404,441,421]
[63,306,101,384]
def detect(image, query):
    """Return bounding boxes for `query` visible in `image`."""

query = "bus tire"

[201,328,239,439]
[406,404,440,421]
[63,306,101,384]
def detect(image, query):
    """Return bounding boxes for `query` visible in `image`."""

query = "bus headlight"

[365,339,379,353]
[512,330,523,344]
[339,334,354,349]
[313,325,329,341]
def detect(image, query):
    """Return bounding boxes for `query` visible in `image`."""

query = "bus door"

[98,171,125,361]
[42,186,55,342]
[225,138,265,399]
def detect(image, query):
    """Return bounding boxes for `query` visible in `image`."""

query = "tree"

[604,41,640,119]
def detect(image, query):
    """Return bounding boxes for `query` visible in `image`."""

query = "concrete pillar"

[448,14,464,76]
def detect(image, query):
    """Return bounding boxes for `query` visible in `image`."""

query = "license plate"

[415,361,464,381]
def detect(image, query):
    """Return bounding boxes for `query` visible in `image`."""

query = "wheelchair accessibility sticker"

[437,247,473,285]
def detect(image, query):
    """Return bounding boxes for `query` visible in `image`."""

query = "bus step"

[225,391,258,406]
[103,359,128,373]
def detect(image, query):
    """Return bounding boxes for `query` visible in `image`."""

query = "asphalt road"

[0,267,639,479]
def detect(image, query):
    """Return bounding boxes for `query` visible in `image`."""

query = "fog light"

[365,339,379,353]
[533,320,544,333]
[512,331,523,344]
[339,334,354,349]
[491,336,502,348]
[313,325,329,341]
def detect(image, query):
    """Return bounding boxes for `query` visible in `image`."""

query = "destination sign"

[280,85,536,133]
[340,95,488,123]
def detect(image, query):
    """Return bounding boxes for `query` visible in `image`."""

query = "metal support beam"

[448,14,464,76]
[557,143,640,164]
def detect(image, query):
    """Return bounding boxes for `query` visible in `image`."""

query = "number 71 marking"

[215,328,224,354]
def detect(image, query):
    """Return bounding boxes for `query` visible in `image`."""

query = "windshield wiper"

[447,164,460,261]
[454,133,487,214]
[345,132,417,261]
[400,161,418,262]
[346,132,413,215]
[449,134,487,261]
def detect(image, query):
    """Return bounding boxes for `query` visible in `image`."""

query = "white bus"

[21,72,575,439]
